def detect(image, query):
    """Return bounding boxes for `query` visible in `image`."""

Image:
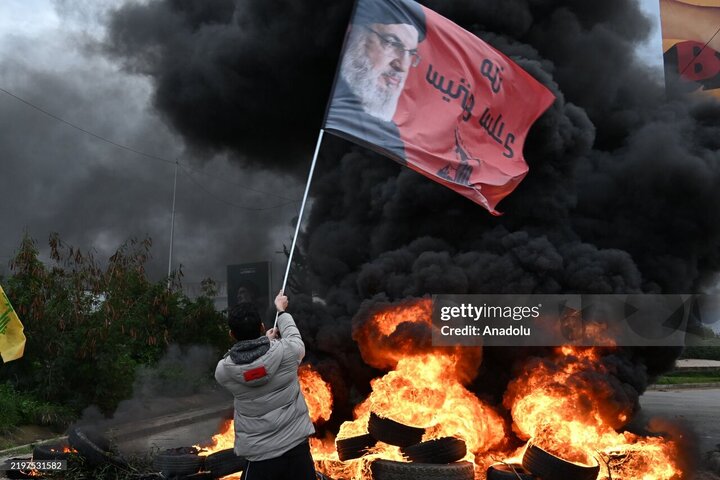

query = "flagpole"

[274,129,325,329]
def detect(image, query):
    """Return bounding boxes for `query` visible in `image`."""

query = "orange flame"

[503,346,682,480]
[299,364,333,424]
[312,300,506,479]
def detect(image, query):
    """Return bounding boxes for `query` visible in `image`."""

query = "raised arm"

[272,291,305,363]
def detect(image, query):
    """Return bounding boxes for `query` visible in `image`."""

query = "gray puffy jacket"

[215,312,315,461]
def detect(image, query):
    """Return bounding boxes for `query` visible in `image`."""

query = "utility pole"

[167,160,178,289]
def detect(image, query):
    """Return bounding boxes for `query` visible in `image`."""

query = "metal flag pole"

[274,129,325,329]
[167,160,179,290]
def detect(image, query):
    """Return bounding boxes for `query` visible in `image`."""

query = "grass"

[656,375,720,384]
[656,370,720,385]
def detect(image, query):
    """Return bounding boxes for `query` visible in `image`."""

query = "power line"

[0,87,176,165]
[179,164,299,211]
[0,86,301,203]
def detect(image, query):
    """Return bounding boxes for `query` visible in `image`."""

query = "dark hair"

[353,0,427,42]
[228,302,264,341]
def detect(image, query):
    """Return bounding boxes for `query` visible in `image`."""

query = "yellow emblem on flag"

[0,285,26,363]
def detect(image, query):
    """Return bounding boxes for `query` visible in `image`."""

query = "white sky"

[637,0,664,67]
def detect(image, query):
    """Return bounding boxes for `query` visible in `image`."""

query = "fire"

[299,363,333,424]
[503,346,682,480]
[197,418,235,454]
[200,302,685,480]
[311,300,507,480]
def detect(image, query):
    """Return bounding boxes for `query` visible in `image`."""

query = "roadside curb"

[109,402,232,442]
[648,382,720,390]
[0,401,232,462]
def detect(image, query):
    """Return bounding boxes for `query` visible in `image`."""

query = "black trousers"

[240,439,316,480]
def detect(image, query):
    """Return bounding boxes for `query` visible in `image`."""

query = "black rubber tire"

[400,437,466,464]
[336,433,377,461]
[3,458,34,479]
[522,443,600,480]
[152,449,205,478]
[32,443,71,461]
[368,412,425,448]
[68,427,126,468]
[371,459,475,480]
[486,462,537,479]
[205,448,247,477]
[5,469,35,480]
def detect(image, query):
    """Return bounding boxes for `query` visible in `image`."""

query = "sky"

[0,0,678,294]
[0,0,306,291]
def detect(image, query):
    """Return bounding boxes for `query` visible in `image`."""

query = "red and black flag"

[324,0,555,214]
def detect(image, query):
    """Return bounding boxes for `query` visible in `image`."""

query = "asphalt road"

[118,389,720,456]
[117,409,230,457]
[639,388,720,453]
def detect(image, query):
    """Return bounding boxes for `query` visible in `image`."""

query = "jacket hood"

[228,337,270,364]
[220,337,282,387]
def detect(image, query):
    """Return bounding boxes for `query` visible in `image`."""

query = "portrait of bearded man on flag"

[325,0,426,162]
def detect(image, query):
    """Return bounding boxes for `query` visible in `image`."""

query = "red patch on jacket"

[243,366,267,381]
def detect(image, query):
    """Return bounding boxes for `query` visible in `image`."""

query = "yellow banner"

[659,0,720,98]
[0,285,26,363]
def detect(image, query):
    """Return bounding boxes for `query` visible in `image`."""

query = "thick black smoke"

[106,0,720,440]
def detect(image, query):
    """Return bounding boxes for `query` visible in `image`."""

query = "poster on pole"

[227,262,272,315]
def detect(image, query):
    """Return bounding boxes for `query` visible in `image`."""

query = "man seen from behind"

[215,291,316,480]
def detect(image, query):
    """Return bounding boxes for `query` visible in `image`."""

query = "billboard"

[227,261,272,315]
[659,0,720,97]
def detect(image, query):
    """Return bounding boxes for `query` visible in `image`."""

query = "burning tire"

[336,433,377,461]
[522,442,600,480]
[3,458,34,479]
[32,443,72,461]
[401,437,466,464]
[486,462,537,479]
[370,459,474,480]
[152,447,205,478]
[205,448,247,478]
[368,412,425,448]
[68,427,126,468]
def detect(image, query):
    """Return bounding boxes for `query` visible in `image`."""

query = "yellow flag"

[0,285,25,363]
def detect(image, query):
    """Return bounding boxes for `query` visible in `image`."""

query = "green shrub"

[681,345,720,361]
[0,384,23,433]
[0,234,228,416]
[0,383,73,433]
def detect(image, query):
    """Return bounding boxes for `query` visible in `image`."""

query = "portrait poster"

[324,0,555,214]
[227,262,272,315]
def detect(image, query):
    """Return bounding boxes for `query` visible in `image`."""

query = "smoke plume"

[105,0,720,437]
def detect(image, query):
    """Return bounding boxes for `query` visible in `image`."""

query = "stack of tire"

[335,412,474,480]
[152,447,248,479]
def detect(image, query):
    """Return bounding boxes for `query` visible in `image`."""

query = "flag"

[324,0,555,214]
[0,285,26,363]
